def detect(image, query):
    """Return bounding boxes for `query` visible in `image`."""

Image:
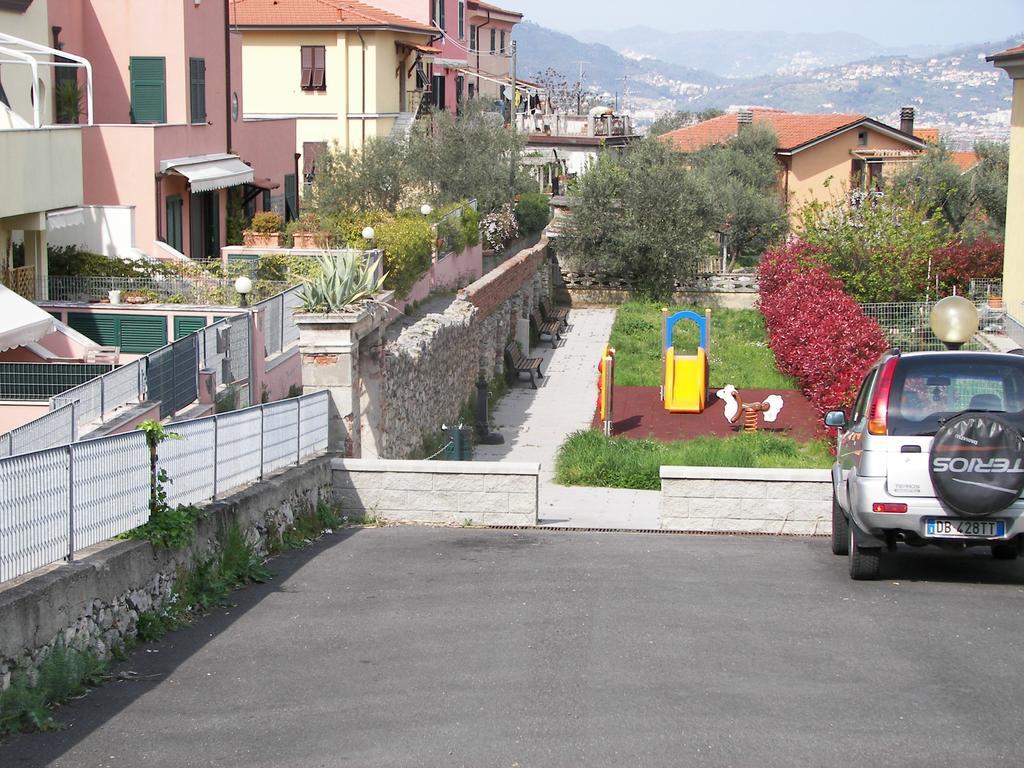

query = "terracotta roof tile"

[914,128,940,144]
[950,150,980,173]
[988,42,1024,60]
[657,108,926,153]
[230,0,434,32]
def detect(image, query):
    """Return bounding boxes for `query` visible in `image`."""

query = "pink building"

[373,0,522,113]
[47,0,297,260]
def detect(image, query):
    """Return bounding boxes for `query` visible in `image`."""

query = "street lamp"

[929,294,979,350]
[234,275,253,308]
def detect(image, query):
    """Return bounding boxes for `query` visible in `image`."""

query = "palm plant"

[297,251,388,313]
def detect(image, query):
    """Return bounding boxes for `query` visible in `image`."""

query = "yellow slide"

[663,347,707,413]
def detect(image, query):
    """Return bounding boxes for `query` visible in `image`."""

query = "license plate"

[925,519,1007,539]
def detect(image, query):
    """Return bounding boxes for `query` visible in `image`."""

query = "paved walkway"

[474,308,660,529]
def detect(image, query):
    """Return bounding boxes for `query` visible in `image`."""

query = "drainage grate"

[486,524,829,539]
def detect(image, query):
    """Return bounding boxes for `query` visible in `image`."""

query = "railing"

[45,275,290,305]
[0,391,330,584]
[0,363,113,401]
[515,113,634,138]
[2,265,36,300]
[434,199,478,259]
[0,404,77,458]
[253,286,303,358]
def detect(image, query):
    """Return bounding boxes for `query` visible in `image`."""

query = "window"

[129,56,166,123]
[490,28,496,53]
[458,0,465,39]
[432,74,446,110]
[858,130,868,147]
[303,141,328,185]
[500,31,506,54]
[189,57,206,123]
[166,195,183,252]
[469,25,477,51]
[431,0,445,30]
[300,45,326,91]
[455,74,464,114]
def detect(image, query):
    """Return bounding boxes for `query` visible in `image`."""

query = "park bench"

[504,341,544,389]
[540,299,570,330]
[530,308,562,349]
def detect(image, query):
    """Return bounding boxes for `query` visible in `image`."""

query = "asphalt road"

[5,528,1024,768]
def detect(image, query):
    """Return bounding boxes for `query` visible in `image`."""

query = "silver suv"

[825,350,1024,580]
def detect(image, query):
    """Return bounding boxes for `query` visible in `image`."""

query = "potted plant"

[243,211,284,248]
[988,294,1004,309]
[290,213,326,250]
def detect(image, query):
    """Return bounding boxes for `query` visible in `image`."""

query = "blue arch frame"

[664,310,708,351]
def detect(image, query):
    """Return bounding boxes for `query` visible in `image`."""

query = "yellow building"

[988,44,1024,343]
[229,0,438,192]
[660,108,928,226]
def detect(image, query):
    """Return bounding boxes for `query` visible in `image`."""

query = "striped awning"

[160,154,254,193]
[0,285,55,353]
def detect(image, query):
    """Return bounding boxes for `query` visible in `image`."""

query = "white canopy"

[160,153,254,193]
[0,284,56,353]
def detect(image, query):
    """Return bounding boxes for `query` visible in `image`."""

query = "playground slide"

[663,347,707,413]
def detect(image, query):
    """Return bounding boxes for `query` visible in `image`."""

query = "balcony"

[0,127,84,220]
[514,112,637,141]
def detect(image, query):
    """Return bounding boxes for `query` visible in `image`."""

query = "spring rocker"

[716,384,784,432]
[661,309,710,413]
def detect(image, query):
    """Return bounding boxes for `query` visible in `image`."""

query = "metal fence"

[860,302,987,352]
[0,363,113,401]
[0,390,330,584]
[0,404,77,458]
[46,275,290,305]
[434,199,478,258]
[254,286,303,358]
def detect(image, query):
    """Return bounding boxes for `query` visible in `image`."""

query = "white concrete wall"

[332,459,539,526]
[660,466,832,535]
[47,205,136,257]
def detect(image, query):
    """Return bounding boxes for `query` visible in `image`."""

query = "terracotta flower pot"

[988,296,1003,309]
[243,231,281,248]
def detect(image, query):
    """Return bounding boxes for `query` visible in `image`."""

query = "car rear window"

[887,356,1024,436]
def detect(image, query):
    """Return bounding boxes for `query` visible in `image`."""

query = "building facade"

[46,0,297,260]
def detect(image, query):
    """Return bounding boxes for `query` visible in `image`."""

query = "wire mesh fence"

[860,302,987,353]
[46,276,291,305]
[0,391,330,584]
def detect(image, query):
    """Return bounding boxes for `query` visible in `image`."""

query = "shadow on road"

[0,528,364,766]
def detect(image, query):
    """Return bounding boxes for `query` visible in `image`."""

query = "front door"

[166,195,183,252]
[189,191,220,259]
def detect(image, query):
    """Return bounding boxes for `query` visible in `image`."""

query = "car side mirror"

[824,410,847,429]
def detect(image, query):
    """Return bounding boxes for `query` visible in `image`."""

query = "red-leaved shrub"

[758,241,889,415]
[930,237,1004,297]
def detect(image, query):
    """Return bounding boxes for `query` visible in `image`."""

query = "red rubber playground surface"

[592,387,823,442]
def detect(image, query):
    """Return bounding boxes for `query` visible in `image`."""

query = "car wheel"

[848,523,881,580]
[831,490,849,556]
[991,543,1019,560]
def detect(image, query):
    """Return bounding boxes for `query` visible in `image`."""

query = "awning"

[397,41,441,56]
[0,284,56,353]
[47,207,86,231]
[248,178,281,191]
[160,153,254,193]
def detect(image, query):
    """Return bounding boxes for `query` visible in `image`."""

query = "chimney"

[900,106,915,135]
[737,109,754,132]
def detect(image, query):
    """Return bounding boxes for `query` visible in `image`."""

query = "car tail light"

[867,357,900,436]
[872,502,908,513]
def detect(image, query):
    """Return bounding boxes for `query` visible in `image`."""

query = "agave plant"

[298,251,388,313]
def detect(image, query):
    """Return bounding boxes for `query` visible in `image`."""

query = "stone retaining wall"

[0,455,334,690]
[333,459,539,526]
[372,240,552,459]
[660,466,832,535]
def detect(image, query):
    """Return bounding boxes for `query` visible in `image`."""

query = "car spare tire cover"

[929,413,1024,516]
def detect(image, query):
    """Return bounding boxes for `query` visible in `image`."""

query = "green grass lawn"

[555,430,833,490]
[608,300,796,390]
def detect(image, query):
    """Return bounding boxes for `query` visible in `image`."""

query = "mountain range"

[514,22,1021,146]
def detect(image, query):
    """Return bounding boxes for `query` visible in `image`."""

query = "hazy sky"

[511,0,1024,48]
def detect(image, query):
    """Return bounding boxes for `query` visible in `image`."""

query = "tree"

[797,191,949,303]
[311,136,408,214]
[558,139,716,298]
[692,124,787,266]
[890,141,973,231]
[406,101,533,212]
[972,141,1009,233]
[530,67,599,114]
[647,109,724,138]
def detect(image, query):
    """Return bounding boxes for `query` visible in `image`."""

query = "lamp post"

[929,295,979,350]
[361,226,375,242]
[234,275,253,308]
[420,203,433,217]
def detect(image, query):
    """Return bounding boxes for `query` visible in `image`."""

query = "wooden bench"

[540,299,570,329]
[504,342,544,389]
[530,309,562,349]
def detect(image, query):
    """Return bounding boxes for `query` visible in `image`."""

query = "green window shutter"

[68,313,120,347]
[190,57,206,123]
[120,315,168,353]
[173,316,207,340]
[130,56,166,124]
